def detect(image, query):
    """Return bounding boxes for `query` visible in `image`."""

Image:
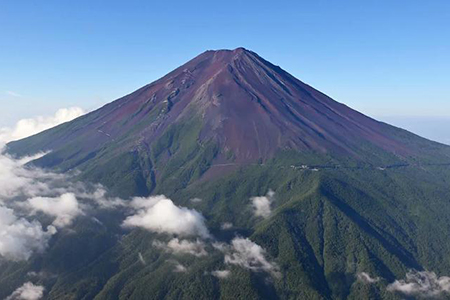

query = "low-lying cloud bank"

[1,151,281,280]
[0,151,53,200]
[6,282,44,300]
[0,206,56,261]
[0,144,215,262]
[0,114,80,261]
[0,107,85,144]
[0,136,281,283]
[0,111,280,281]
[0,149,94,261]
[387,270,450,298]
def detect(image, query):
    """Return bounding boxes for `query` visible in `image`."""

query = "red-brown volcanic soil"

[13,48,448,167]
[92,47,410,161]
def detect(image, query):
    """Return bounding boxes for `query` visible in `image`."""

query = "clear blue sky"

[1,0,449,126]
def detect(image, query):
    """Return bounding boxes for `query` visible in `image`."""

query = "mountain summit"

[8,48,448,181]
[4,49,450,299]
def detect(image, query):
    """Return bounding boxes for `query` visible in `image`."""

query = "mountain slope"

[3,162,450,300]
[3,48,450,300]
[7,48,450,194]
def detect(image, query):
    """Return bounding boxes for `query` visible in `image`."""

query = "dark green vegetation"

[2,143,450,299]
[3,48,450,299]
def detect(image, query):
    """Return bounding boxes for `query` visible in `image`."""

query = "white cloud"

[0,107,85,144]
[211,270,231,279]
[167,260,188,273]
[250,189,275,218]
[123,195,210,238]
[190,198,202,203]
[387,270,450,298]
[0,206,56,261]
[26,193,82,227]
[357,272,380,284]
[221,222,233,230]
[153,238,208,257]
[219,237,280,277]
[174,263,187,272]
[6,282,44,300]
[212,241,228,252]
[129,195,167,209]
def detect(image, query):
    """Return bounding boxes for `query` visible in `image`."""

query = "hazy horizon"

[378,116,450,145]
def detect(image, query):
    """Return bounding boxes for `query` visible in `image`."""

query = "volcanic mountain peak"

[203,46,248,54]
[7,48,449,176]
[126,47,417,161]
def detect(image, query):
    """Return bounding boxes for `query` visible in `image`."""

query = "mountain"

[7,48,449,196]
[3,48,450,299]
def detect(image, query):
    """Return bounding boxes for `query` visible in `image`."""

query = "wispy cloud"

[221,222,233,230]
[167,260,188,273]
[138,252,146,265]
[153,238,208,257]
[190,197,202,203]
[5,91,23,98]
[357,272,380,284]
[214,237,280,278]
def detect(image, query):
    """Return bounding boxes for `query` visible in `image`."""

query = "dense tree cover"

[2,140,450,299]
